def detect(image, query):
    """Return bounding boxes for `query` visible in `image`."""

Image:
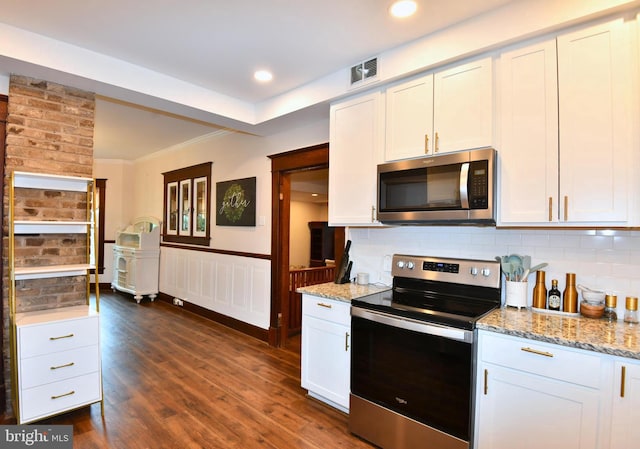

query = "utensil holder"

[506,281,528,309]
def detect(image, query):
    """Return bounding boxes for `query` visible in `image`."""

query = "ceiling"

[0,0,518,159]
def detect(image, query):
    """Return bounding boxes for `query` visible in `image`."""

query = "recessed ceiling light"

[254,70,273,82]
[311,193,319,197]
[389,0,417,18]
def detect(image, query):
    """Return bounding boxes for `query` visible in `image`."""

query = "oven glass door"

[351,314,472,441]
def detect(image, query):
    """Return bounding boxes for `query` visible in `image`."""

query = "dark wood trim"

[160,242,271,260]
[0,93,7,416]
[162,162,212,246]
[269,143,329,347]
[95,178,106,275]
[156,292,269,342]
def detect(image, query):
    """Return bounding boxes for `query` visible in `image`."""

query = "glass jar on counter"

[603,294,618,322]
[624,296,638,324]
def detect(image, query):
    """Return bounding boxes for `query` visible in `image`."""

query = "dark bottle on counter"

[563,273,578,313]
[548,279,561,311]
[532,270,547,309]
[603,294,618,322]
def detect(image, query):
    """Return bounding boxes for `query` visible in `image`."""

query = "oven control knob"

[406,261,415,270]
[481,268,492,277]
[470,267,479,276]
[396,261,405,269]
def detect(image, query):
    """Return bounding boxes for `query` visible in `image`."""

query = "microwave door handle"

[459,162,470,209]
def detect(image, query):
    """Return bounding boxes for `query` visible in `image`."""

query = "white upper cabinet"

[498,39,559,224]
[434,57,493,154]
[557,20,633,224]
[384,74,434,161]
[499,18,637,226]
[329,90,384,226]
[384,57,493,161]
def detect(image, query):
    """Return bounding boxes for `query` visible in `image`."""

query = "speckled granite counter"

[297,282,391,303]
[478,307,640,360]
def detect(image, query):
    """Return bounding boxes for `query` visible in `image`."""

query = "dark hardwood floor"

[38,291,374,449]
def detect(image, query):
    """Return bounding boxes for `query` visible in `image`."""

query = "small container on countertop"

[624,296,639,324]
[602,294,618,322]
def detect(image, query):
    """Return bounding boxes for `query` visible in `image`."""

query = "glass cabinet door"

[167,182,178,235]
[193,176,207,237]
[179,179,191,235]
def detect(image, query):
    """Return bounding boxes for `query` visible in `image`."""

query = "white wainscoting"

[159,246,271,329]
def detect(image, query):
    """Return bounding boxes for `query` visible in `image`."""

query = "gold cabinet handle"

[317,302,332,309]
[548,197,553,222]
[51,390,75,400]
[345,332,350,351]
[424,134,429,153]
[435,132,440,153]
[50,362,75,370]
[564,196,568,221]
[621,365,626,398]
[484,369,488,395]
[521,347,554,358]
[49,333,74,341]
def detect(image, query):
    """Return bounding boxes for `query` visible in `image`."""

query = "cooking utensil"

[520,262,548,281]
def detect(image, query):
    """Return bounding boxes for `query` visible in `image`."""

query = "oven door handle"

[352,307,473,343]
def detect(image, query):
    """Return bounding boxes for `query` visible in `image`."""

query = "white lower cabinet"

[16,306,102,424]
[474,331,603,449]
[301,294,351,412]
[609,359,640,449]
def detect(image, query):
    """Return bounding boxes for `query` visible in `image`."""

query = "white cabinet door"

[476,363,601,449]
[498,39,559,224]
[434,57,493,154]
[385,73,434,161]
[610,360,640,449]
[301,295,351,412]
[475,331,602,449]
[557,19,632,223]
[329,90,384,226]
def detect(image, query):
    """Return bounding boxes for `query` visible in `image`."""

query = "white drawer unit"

[15,306,102,424]
[8,171,104,424]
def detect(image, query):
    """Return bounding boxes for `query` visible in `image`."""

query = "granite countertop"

[297,282,391,303]
[478,307,640,360]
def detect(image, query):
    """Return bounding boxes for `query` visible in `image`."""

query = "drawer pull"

[317,303,332,309]
[345,332,350,352]
[521,347,554,358]
[621,365,626,398]
[50,362,75,370]
[50,333,74,341]
[51,390,75,400]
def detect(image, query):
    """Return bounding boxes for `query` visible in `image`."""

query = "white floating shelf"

[14,264,95,280]
[14,221,92,234]
[13,171,93,192]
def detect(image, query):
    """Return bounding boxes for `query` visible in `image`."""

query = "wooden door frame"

[268,143,329,347]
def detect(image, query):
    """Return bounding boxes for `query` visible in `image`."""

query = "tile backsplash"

[348,226,640,318]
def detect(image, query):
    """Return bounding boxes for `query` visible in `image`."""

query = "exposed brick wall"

[2,75,95,416]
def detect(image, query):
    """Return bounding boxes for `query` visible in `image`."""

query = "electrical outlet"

[383,255,392,272]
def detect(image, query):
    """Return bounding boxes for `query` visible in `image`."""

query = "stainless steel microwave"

[377,148,496,224]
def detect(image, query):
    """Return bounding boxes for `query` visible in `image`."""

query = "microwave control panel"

[468,160,488,209]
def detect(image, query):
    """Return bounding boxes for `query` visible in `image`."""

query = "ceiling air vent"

[350,57,378,87]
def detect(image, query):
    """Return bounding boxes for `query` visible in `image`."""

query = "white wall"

[290,201,328,267]
[347,226,640,320]
[130,118,329,328]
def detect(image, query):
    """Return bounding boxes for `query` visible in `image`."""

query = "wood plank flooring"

[38,292,374,449]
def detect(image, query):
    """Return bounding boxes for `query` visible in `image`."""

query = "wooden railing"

[288,266,336,336]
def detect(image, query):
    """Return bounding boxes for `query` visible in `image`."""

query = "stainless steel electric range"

[349,254,501,449]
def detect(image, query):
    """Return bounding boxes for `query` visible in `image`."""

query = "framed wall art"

[216,177,256,226]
